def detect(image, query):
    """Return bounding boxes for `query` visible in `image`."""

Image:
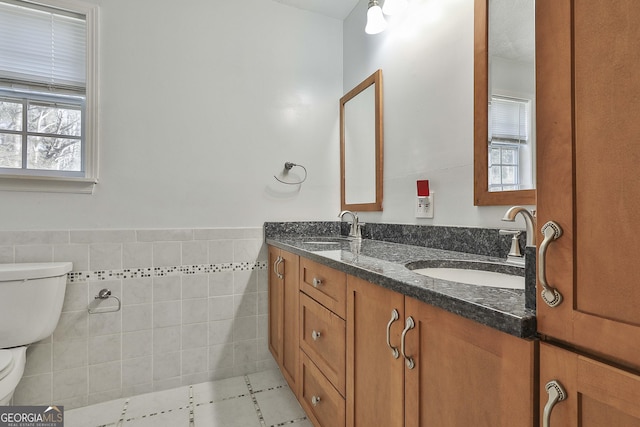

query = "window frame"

[488,141,521,192]
[0,0,99,194]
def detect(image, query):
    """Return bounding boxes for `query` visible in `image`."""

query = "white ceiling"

[489,0,535,63]
[272,0,360,20]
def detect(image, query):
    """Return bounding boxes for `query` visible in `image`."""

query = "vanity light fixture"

[382,0,407,16]
[365,0,387,34]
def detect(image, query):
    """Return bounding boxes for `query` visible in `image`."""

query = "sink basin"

[304,241,342,245]
[406,260,525,289]
[302,237,349,245]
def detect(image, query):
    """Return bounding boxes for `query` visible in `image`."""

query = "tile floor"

[65,370,311,427]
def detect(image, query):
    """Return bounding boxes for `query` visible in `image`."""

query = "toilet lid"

[0,350,13,380]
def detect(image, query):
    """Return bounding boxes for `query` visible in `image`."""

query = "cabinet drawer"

[300,292,346,396]
[300,257,346,319]
[299,351,346,427]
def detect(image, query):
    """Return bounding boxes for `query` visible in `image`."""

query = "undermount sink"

[405,260,525,290]
[304,241,341,245]
[302,237,350,245]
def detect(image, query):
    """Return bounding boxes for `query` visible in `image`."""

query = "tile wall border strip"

[67,261,268,283]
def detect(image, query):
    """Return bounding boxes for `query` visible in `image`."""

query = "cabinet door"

[346,276,405,427]
[268,246,283,364]
[540,342,640,426]
[267,247,299,391]
[404,297,536,427]
[536,0,640,370]
[280,249,299,390]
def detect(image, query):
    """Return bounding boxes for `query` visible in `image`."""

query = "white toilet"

[0,262,72,405]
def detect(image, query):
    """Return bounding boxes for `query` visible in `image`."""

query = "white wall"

[343,0,527,228]
[0,0,343,230]
[0,0,532,232]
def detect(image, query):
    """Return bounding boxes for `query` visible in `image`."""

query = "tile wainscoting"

[0,227,274,410]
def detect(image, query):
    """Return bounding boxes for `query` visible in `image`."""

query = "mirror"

[340,69,383,211]
[474,0,536,206]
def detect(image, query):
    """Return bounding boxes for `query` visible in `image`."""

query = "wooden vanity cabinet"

[268,246,299,391]
[347,276,536,427]
[270,250,536,426]
[536,0,640,424]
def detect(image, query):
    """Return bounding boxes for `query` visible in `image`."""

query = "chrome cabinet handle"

[539,221,563,307]
[311,395,321,406]
[386,309,400,359]
[311,330,321,341]
[274,256,284,279]
[543,380,566,427]
[312,277,323,287]
[400,316,415,369]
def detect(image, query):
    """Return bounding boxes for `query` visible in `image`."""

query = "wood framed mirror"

[340,69,383,211]
[474,0,536,206]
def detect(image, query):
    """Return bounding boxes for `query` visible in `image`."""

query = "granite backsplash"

[265,221,527,259]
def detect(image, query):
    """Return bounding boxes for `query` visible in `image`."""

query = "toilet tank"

[0,262,72,348]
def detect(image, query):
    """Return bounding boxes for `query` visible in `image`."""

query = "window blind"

[0,0,86,92]
[489,96,530,142]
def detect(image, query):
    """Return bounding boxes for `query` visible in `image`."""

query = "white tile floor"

[65,370,312,427]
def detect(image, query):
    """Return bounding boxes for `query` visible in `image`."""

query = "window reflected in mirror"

[488,95,533,191]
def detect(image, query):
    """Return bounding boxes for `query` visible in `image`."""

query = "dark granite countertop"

[265,234,536,338]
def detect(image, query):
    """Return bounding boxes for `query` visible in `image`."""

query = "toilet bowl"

[0,262,72,406]
[0,347,26,405]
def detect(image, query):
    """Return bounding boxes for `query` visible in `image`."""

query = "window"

[488,96,530,192]
[0,0,98,193]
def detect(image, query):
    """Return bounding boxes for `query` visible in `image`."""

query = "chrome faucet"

[502,206,536,246]
[339,210,362,239]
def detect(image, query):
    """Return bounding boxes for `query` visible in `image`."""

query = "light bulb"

[365,0,387,34]
[382,0,408,16]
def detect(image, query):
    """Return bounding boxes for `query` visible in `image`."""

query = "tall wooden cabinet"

[536,0,640,423]
[347,275,536,427]
[268,246,299,390]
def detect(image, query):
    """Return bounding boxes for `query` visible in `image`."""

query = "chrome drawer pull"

[312,277,323,287]
[539,221,563,307]
[386,309,400,359]
[400,316,415,369]
[311,330,321,341]
[311,395,321,406]
[543,380,566,427]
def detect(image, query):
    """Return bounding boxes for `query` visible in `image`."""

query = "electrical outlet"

[416,193,434,219]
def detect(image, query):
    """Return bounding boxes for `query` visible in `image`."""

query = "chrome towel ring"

[274,162,307,185]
